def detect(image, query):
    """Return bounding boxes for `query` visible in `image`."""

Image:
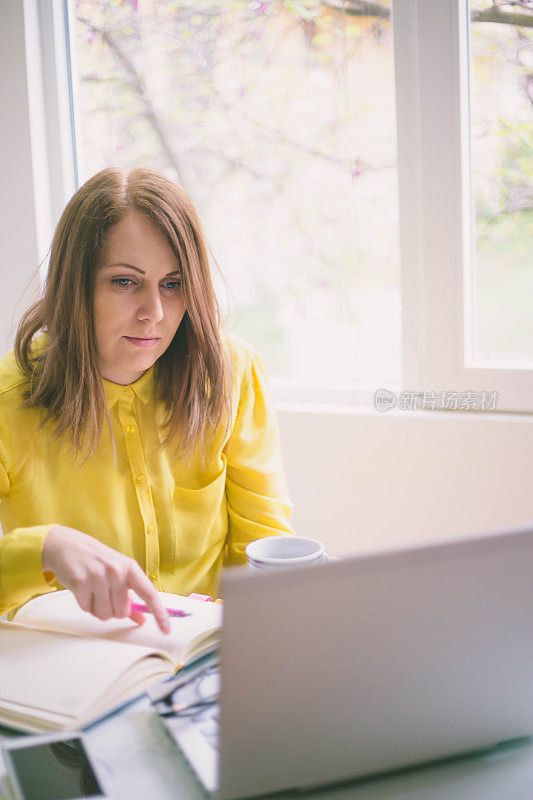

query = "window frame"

[394,0,533,414]
[28,0,533,414]
[23,0,79,271]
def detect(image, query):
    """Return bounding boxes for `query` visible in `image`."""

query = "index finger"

[128,566,170,634]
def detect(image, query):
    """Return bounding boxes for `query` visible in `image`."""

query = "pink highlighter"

[130,602,191,619]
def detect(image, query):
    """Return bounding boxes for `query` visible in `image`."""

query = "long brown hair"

[14,167,231,461]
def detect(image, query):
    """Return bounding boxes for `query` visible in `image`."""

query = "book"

[0,590,222,733]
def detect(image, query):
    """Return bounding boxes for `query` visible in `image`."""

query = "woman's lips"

[124,336,161,348]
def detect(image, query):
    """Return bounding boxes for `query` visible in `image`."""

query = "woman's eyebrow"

[106,262,180,277]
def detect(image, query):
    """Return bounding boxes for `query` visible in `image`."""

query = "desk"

[2,697,533,800]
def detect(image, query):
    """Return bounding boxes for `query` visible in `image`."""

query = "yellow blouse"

[0,337,293,614]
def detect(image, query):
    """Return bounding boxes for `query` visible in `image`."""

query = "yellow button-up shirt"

[0,337,293,614]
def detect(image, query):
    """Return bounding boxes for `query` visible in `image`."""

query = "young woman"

[0,167,293,632]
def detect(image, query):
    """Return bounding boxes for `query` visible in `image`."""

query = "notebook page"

[0,621,170,717]
[14,590,222,666]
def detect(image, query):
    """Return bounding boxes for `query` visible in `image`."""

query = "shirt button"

[126,425,136,434]
[146,524,155,535]
[149,572,157,582]
[136,474,145,484]
[122,388,132,396]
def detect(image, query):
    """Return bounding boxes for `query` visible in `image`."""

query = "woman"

[0,167,293,632]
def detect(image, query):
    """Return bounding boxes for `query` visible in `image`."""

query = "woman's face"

[94,210,186,385]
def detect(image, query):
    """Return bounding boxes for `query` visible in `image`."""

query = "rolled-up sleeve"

[0,410,54,614]
[224,348,293,565]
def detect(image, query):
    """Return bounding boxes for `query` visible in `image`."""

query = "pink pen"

[130,602,191,618]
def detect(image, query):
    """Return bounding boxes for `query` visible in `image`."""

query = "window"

[393,0,533,413]
[469,0,533,364]
[30,0,533,411]
[72,0,401,403]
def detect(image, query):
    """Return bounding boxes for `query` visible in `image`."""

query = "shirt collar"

[102,365,155,408]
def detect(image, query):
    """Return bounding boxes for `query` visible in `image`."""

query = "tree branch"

[324,1,390,19]
[323,0,533,29]
[471,6,533,28]
[78,15,187,182]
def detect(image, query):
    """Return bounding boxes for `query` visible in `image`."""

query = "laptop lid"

[218,526,533,800]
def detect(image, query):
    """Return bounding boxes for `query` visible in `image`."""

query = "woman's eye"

[110,277,181,292]
[162,280,182,292]
[112,278,135,289]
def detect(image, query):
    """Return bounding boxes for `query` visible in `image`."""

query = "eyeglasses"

[148,655,220,718]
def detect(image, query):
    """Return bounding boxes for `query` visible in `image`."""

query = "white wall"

[279,408,533,555]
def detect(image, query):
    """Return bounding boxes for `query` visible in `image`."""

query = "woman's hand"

[41,525,170,633]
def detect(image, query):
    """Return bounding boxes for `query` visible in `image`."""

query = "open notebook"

[0,590,222,733]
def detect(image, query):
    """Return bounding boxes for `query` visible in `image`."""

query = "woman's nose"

[138,292,163,323]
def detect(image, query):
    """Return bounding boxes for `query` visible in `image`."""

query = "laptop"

[155,525,533,799]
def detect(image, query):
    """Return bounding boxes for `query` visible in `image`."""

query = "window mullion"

[391,0,425,392]
[416,0,467,394]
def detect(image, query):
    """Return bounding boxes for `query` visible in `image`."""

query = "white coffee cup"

[245,535,326,571]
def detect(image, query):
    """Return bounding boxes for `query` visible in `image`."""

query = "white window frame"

[24,0,533,414]
[22,0,79,270]
[395,0,533,414]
